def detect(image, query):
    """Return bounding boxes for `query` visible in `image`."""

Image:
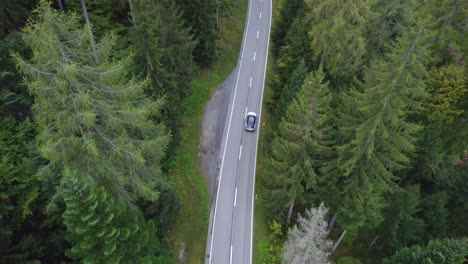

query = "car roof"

[246,112,257,117]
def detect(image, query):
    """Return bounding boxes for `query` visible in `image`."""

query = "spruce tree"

[130,0,195,140]
[262,69,333,223]
[61,169,167,263]
[271,0,305,55]
[420,0,466,63]
[378,185,425,253]
[365,0,419,59]
[382,238,468,264]
[176,0,218,65]
[272,14,313,119]
[273,61,308,124]
[14,1,170,203]
[334,19,433,239]
[282,203,333,264]
[0,118,41,255]
[307,0,373,80]
[419,192,448,240]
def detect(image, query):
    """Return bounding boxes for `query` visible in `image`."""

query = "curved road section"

[206,0,272,263]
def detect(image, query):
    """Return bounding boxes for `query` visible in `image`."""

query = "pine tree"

[262,69,333,223]
[334,19,433,239]
[382,238,468,264]
[365,0,419,59]
[421,0,466,64]
[424,64,467,122]
[13,1,170,203]
[129,0,176,105]
[273,61,308,124]
[61,169,168,263]
[0,117,42,259]
[272,14,313,119]
[271,0,305,55]
[0,33,32,115]
[129,0,195,140]
[419,192,448,240]
[61,0,126,38]
[282,203,333,264]
[307,0,373,80]
[0,0,37,38]
[378,185,425,253]
[176,0,218,65]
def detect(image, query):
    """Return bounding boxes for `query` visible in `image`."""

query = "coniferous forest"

[260,0,467,263]
[1,0,467,263]
[1,0,228,262]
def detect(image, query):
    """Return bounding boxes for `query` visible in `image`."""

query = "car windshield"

[247,116,255,126]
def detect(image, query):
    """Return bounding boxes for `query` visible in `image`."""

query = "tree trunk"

[128,0,136,26]
[331,230,346,252]
[80,0,99,65]
[369,235,379,248]
[287,197,295,224]
[57,0,64,10]
[327,211,338,230]
[319,52,326,68]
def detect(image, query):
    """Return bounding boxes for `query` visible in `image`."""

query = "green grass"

[169,1,248,263]
[253,1,277,263]
[253,48,276,264]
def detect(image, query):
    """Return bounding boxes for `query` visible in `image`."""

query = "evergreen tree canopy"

[424,64,467,122]
[378,185,425,253]
[262,69,332,222]
[271,0,305,55]
[282,203,333,264]
[61,169,169,263]
[176,0,218,65]
[365,0,419,59]
[0,118,41,247]
[382,238,468,264]
[13,1,170,203]
[335,19,433,240]
[307,0,373,80]
[419,192,449,240]
[129,0,195,138]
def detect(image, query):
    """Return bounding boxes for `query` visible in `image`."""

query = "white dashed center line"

[253,51,256,61]
[239,145,242,160]
[257,30,259,39]
[234,187,238,206]
[249,77,252,88]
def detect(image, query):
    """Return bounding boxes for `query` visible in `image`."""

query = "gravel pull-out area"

[200,69,237,199]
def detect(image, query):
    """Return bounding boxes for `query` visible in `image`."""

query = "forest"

[258,0,467,263]
[0,0,230,262]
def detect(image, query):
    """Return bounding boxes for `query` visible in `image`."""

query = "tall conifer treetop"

[14,1,170,203]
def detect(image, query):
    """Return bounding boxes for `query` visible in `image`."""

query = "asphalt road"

[206,0,272,263]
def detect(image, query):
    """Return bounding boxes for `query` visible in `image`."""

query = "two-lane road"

[206,0,272,263]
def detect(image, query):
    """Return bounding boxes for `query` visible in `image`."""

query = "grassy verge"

[169,1,247,263]
[253,1,277,263]
[253,49,275,264]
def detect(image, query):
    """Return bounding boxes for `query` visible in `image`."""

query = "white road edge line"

[253,51,256,61]
[239,145,243,160]
[250,1,272,264]
[208,0,252,263]
[234,187,238,206]
[257,30,259,39]
[249,76,252,87]
[230,245,233,264]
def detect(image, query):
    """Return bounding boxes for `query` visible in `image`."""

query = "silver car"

[245,112,257,132]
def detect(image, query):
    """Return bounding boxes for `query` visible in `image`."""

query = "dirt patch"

[200,68,237,198]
